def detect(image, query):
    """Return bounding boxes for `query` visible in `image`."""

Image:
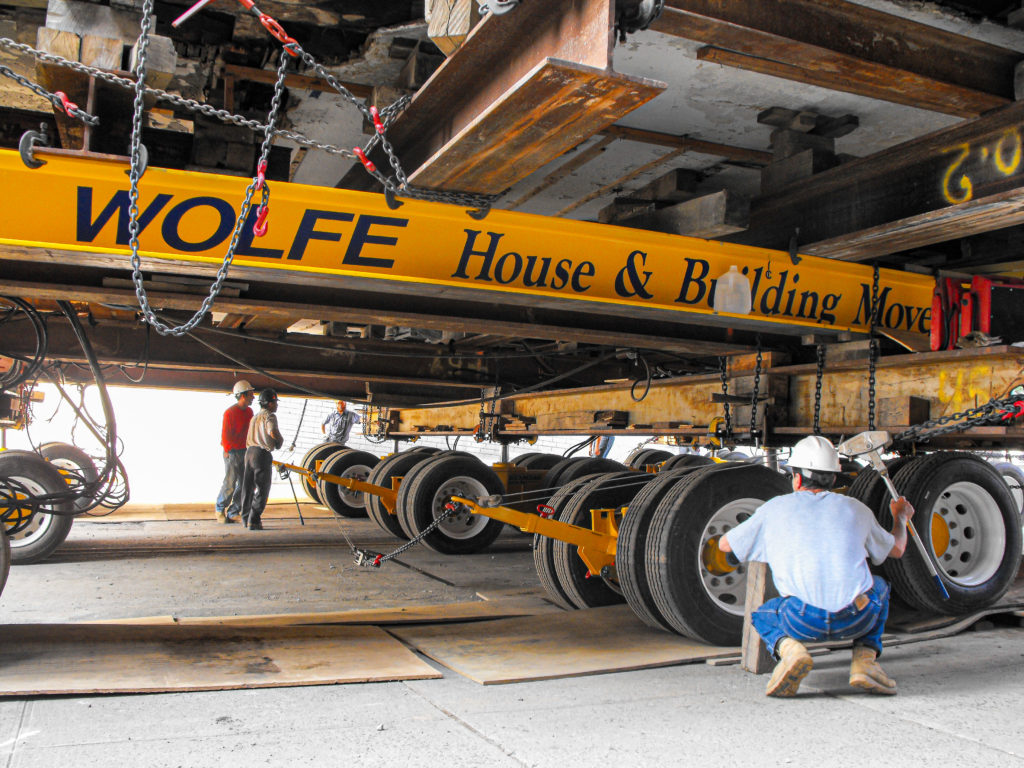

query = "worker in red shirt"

[215,380,255,523]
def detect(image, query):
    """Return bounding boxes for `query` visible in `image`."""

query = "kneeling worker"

[720,435,914,697]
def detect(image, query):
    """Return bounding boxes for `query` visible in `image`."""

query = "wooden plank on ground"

[388,604,738,684]
[0,624,440,696]
[172,596,561,627]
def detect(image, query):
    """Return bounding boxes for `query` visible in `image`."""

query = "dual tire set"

[298,443,1022,646]
[0,443,98,571]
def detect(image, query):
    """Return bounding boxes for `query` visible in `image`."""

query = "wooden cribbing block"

[741,561,778,674]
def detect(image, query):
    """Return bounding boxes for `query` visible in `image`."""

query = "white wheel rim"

[433,475,490,539]
[697,498,760,617]
[3,474,57,548]
[338,464,372,506]
[931,481,1006,586]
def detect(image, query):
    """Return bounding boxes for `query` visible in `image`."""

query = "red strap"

[537,504,555,519]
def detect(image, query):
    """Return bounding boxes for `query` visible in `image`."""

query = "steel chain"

[749,339,762,443]
[813,344,825,435]
[868,266,880,431]
[718,356,732,438]
[0,37,360,160]
[0,31,498,215]
[0,64,99,125]
[893,395,1023,444]
[352,505,458,567]
[127,4,291,336]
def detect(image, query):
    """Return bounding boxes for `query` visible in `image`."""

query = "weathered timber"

[1,280,749,357]
[34,27,84,149]
[221,64,375,99]
[741,562,777,674]
[603,125,771,166]
[657,0,1014,116]
[695,46,1005,118]
[557,148,685,216]
[339,0,664,195]
[386,347,1024,446]
[504,135,617,210]
[730,100,1024,260]
[426,0,481,56]
[760,149,840,195]
[619,190,749,238]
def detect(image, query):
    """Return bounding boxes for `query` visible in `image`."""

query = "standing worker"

[720,435,915,698]
[321,400,361,446]
[240,388,284,531]
[215,380,255,524]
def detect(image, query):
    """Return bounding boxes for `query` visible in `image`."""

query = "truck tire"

[544,457,625,491]
[299,442,346,503]
[627,448,673,469]
[552,471,655,609]
[365,451,437,539]
[659,453,714,471]
[645,464,791,644]
[532,475,599,609]
[40,442,99,512]
[617,467,711,631]
[0,530,9,597]
[844,456,915,519]
[993,462,1024,525]
[514,453,563,471]
[397,454,506,554]
[0,451,77,564]
[316,450,379,518]
[888,453,1023,614]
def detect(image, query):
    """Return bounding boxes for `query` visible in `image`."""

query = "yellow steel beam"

[275,460,397,513]
[0,149,934,337]
[453,496,617,575]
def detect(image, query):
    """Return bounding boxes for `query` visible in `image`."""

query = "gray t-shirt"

[323,410,360,444]
[725,490,895,612]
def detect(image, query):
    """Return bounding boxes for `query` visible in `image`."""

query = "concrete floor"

[1,516,1023,767]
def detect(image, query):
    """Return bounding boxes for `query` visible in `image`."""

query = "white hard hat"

[232,380,255,396]
[787,436,841,473]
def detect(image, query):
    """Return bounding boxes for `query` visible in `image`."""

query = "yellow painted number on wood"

[941,144,973,205]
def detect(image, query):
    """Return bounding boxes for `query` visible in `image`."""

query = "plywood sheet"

[0,624,439,696]
[389,604,738,684]
[80,500,331,522]
[171,596,560,627]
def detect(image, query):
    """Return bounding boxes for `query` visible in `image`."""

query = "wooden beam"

[619,190,750,239]
[504,135,616,210]
[654,0,1014,117]
[556,148,684,216]
[1,280,750,357]
[603,125,771,166]
[696,46,1006,118]
[221,64,374,100]
[729,100,1024,260]
[339,0,664,195]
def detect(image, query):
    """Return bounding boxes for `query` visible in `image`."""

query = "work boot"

[849,645,897,695]
[248,518,263,531]
[765,638,813,698]
[215,509,227,523]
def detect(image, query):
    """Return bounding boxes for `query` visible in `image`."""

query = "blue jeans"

[216,449,245,518]
[752,575,891,658]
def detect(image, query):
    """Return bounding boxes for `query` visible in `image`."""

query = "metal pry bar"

[837,430,950,600]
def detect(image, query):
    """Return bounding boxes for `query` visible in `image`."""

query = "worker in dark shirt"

[240,388,284,530]
[215,380,254,523]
